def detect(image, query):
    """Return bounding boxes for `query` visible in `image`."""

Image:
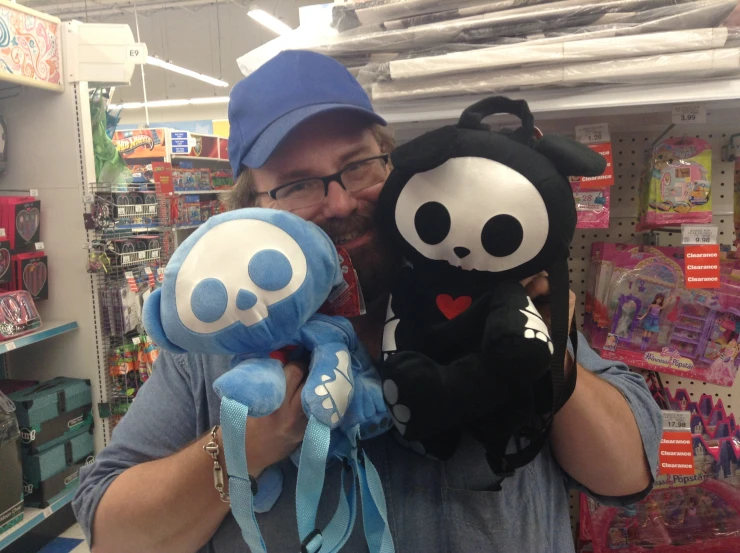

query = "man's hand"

[522,272,576,331]
[243,361,308,478]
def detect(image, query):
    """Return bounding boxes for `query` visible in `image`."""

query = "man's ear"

[390,125,458,174]
[533,134,607,177]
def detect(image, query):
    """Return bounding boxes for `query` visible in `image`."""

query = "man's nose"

[321,179,358,219]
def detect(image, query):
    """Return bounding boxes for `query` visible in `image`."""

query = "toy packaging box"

[0,197,40,252]
[580,389,740,552]
[586,243,740,387]
[638,137,712,230]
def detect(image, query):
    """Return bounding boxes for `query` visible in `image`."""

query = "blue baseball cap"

[228,50,386,178]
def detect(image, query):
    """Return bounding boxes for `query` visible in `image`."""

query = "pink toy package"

[572,181,610,228]
[588,243,740,387]
[580,388,740,553]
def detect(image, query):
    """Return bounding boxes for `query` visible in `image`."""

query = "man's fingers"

[525,274,550,300]
[284,361,307,400]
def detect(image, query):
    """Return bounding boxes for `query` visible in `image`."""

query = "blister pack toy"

[639,137,712,230]
[587,243,740,387]
[572,181,610,228]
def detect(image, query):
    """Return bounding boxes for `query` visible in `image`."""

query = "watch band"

[203,425,258,503]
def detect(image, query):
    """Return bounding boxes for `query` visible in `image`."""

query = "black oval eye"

[482,214,523,257]
[414,201,450,245]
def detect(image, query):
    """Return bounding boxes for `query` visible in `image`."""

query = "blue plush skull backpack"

[143,208,394,553]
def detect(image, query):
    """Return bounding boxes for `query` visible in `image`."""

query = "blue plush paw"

[304,349,354,428]
[342,363,392,439]
[213,358,286,417]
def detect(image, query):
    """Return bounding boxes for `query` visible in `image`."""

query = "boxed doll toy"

[587,243,740,387]
[580,389,740,552]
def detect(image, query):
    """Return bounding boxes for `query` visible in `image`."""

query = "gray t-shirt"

[73,332,661,553]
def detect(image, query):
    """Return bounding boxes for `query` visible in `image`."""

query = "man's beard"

[318,210,400,304]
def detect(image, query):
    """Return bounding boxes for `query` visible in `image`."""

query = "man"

[74,50,662,553]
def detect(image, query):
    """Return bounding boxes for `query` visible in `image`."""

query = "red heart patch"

[436,294,472,320]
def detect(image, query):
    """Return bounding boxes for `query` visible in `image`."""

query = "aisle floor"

[37,523,89,553]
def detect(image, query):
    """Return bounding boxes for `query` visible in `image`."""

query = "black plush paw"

[483,283,553,386]
[380,351,461,441]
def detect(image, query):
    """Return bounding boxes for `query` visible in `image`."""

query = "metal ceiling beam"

[30,0,220,18]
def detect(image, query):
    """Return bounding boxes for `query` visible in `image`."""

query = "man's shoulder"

[158,349,233,385]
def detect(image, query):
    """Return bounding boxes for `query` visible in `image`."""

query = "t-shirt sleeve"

[72,350,199,545]
[563,332,663,507]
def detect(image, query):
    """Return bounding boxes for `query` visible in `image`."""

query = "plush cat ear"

[533,134,607,177]
[142,288,186,354]
[390,125,459,174]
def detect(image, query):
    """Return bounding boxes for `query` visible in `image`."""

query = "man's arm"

[551,358,655,497]
[73,352,307,553]
[525,277,661,500]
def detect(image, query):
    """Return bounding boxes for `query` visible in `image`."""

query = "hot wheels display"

[587,243,740,387]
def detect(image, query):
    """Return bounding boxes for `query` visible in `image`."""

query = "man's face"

[251,111,397,303]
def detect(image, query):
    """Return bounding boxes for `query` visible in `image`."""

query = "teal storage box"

[22,427,94,487]
[9,377,92,429]
[19,405,93,454]
[24,455,94,509]
[0,406,23,535]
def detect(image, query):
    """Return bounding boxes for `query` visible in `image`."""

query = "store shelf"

[0,320,78,354]
[172,190,221,195]
[171,156,229,163]
[173,224,201,230]
[0,486,78,550]
[374,78,740,124]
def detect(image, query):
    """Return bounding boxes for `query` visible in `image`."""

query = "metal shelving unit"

[0,486,78,550]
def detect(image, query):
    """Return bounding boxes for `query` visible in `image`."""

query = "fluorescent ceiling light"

[146,56,229,88]
[247,9,293,35]
[111,96,230,109]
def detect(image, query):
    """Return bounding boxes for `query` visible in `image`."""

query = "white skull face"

[175,219,307,333]
[395,157,549,272]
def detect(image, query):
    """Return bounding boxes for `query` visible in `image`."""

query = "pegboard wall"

[566,127,738,539]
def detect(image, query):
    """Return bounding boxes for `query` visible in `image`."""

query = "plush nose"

[454,246,471,259]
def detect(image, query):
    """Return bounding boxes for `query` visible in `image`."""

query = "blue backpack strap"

[296,415,357,553]
[351,427,395,553]
[221,397,267,553]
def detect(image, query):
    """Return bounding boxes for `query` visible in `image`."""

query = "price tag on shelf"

[137,251,146,259]
[122,255,132,265]
[135,205,143,213]
[43,506,53,518]
[151,250,159,258]
[132,336,141,345]
[681,224,718,245]
[575,123,610,144]
[144,267,152,275]
[148,205,157,214]
[672,103,706,125]
[5,342,16,351]
[0,228,6,238]
[35,242,44,251]
[30,189,39,197]
[662,410,690,431]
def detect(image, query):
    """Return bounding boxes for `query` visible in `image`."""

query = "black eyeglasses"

[258,155,389,211]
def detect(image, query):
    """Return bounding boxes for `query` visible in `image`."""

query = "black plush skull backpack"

[376,96,606,487]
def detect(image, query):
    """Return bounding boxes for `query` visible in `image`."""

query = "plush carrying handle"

[458,96,535,140]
